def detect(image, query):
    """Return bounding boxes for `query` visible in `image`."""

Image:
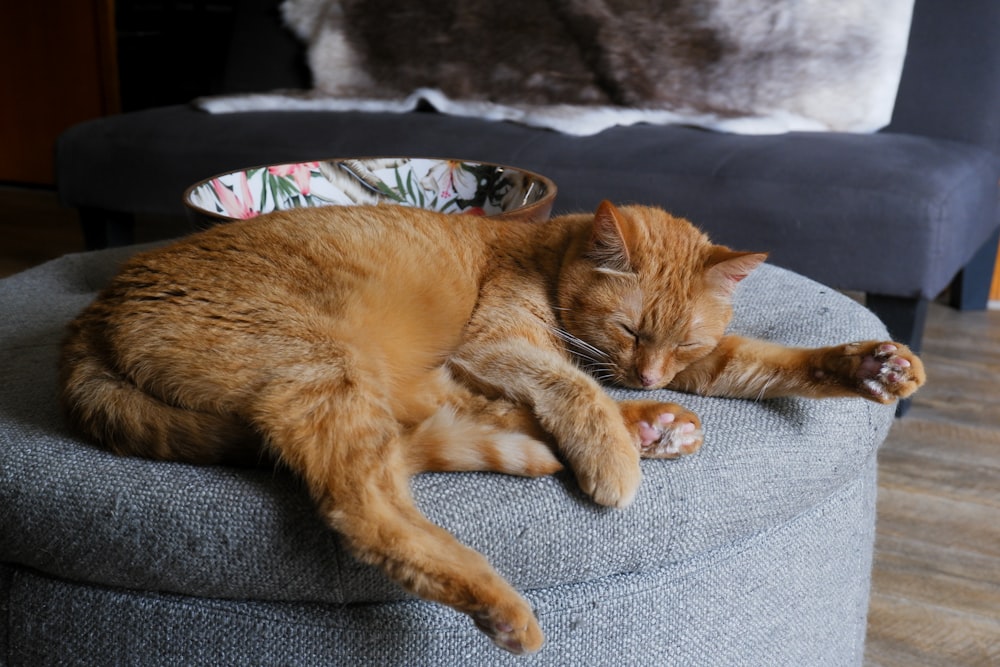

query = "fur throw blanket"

[198,0,915,136]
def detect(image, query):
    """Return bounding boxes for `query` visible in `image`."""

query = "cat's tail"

[59,322,260,465]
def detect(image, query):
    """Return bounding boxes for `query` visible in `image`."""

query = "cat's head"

[556,201,766,390]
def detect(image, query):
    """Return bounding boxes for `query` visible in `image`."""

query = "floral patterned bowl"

[183,157,557,227]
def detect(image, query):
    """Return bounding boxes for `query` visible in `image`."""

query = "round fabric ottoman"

[0,243,895,666]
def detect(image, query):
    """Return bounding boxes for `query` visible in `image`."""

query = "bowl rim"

[181,155,558,224]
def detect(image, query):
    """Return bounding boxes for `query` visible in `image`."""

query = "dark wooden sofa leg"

[865,294,930,418]
[949,226,1000,311]
[79,208,136,250]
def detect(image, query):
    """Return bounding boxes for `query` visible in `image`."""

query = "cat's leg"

[252,369,544,655]
[616,400,705,459]
[394,366,563,477]
[449,337,642,508]
[436,361,706,462]
[329,456,544,655]
[420,389,704,468]
[405,403,564,476]
[413,368,706,471]
[669,336,925,403]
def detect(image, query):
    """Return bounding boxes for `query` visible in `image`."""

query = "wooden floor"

[2,185,998,665]
[866,304,1000,666]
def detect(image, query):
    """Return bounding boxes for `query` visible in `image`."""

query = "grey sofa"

[2,243,894,665]
[55,0,1000,359]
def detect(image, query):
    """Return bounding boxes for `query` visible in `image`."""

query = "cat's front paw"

[619,400,704,458]
[822,341,926,403]
[573,443,642,509]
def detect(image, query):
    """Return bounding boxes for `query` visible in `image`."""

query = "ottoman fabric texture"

[0,243,894,665]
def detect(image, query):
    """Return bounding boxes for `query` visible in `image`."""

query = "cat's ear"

[704,248,768,296]
[587,200,634,275]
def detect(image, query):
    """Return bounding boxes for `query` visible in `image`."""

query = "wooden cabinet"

[0,0,119,185]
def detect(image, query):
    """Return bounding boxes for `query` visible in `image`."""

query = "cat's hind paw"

[472,604,544,655]
[620,400,704,459]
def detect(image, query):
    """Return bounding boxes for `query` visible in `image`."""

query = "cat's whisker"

[576,358,623,386]
[578,359,616,378]
[548,325,611,361]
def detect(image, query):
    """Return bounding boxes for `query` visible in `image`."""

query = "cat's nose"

[640,371,662,388]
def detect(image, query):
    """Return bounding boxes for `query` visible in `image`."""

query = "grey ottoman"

[1,244,895,666]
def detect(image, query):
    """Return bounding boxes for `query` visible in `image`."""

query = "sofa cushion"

[57,105,999,300]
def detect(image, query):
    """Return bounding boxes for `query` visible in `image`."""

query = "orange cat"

[59,201,924,654]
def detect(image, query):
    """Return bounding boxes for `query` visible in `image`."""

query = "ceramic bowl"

[183,157,557,227]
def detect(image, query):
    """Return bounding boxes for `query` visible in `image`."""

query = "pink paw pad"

[638,413,703,458]
[859,343,914,400]
[637,412,675,445]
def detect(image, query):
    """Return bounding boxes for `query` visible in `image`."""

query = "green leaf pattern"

[187,158,547,221]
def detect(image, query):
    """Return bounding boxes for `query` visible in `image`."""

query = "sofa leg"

[949,226,1000,311]
[864,294,930,418]
[80,208,136,250]
[865,294,929,353]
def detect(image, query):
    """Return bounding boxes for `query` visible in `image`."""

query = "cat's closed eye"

[618,323,640,342]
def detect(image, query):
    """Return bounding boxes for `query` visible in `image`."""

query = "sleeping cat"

[59,201,924,654]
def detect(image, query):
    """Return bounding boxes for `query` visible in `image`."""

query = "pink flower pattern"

[210,172,257,220]
[189,159,544,221]
[268,162,319,196]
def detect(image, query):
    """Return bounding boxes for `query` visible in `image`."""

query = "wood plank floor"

[866,301,1000,666]
[2,185,998,665]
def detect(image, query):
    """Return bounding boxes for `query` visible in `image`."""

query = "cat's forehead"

[633,260,716,334]
[627,211,711,268]
[640,284,696,328]
[633,246,707,300]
